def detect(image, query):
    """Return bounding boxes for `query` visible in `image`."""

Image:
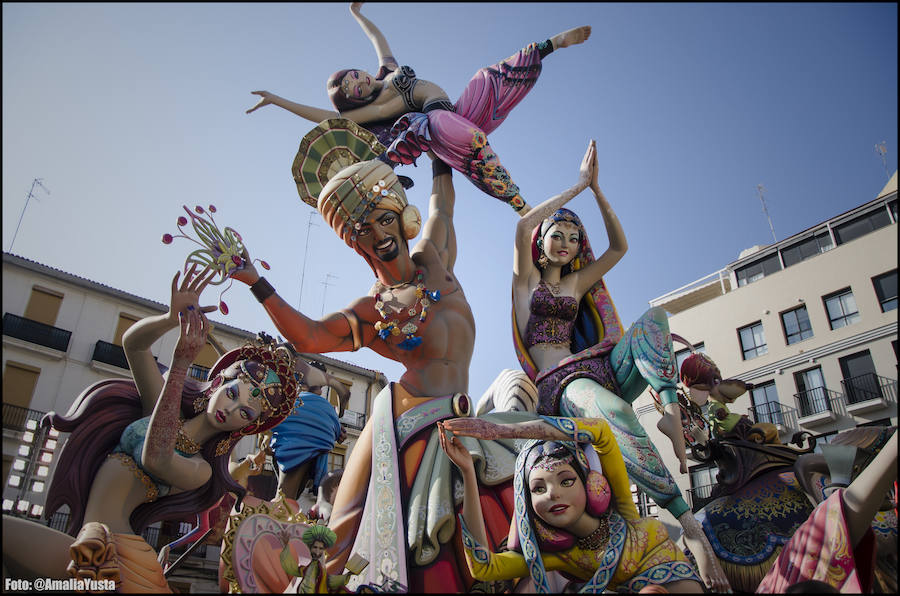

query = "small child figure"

[280,525,350,594]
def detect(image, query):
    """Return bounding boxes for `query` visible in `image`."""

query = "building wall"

[634,184,898,534]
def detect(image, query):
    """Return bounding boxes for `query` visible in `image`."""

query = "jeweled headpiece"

[209,333,303,456]
[532,208,587,272]
[162,204,271,314]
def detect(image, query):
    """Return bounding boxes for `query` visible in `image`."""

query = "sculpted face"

[528,461,587,530]
[206,378,262,432]
[354,208,404,263]
[308,540,326,561]
[542,222,581,267]
[341,69,376,100]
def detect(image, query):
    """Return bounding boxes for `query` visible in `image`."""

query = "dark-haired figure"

[2,266,300,592]
[439,416,703,593]
[246,2,591,214]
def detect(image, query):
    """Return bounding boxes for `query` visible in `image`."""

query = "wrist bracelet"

[250,277,276,303]
[432,159,451,178]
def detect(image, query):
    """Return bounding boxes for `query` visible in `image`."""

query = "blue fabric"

[112,415,196,497]
[270,392,342,489]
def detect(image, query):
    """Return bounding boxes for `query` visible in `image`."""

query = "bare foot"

[657,408,689,474]
[551,25,592,50]
[678,512,733,593]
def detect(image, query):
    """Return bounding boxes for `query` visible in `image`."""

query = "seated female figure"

[439,416,703,593]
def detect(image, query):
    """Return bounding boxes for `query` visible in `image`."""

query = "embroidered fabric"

[391,65,419,112]
[523,280,578,350]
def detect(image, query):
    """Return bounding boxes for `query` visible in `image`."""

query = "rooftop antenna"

[298,210,319,310]
[757,183,777,243]
[9,178,50,253]
[875,141,889,179]
[320,273,338,317]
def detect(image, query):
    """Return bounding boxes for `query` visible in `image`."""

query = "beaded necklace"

[373,269,440,350]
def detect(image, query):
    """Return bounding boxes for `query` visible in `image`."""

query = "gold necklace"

[175,419,202,455]
[575,515,610,551]
[373,269,440,351]
[543,279,562,296]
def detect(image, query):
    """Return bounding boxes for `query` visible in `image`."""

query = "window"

[674,342,705,374]
[889,198,898,222]
[113,314,140,345]
[780,232,833,268]
[872,270,898,312]
[24,287,63,327]
[781,305,813,345]
[750,381,784,425]
[833,208,891,245]
[327,450,345,472]
[738,322,767,360]
[823,289,860,329]
[688,464,719,504]
[735,253,782,287]
[2,362,40,409]
[794,367,829,417]
[839,350,881,404]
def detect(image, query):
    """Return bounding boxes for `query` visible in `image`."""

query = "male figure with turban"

[233,155,526,592]
[280,525,349,594]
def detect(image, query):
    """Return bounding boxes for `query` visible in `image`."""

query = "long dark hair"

[326,68,383,112]
[43,360,281,535]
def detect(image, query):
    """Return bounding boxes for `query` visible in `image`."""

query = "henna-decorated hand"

[246,91,275,114]
[438,422,474,475]
[169,265,218,321]
[440,417,508,440]
[578,139,597,188]
[173,307,210,365]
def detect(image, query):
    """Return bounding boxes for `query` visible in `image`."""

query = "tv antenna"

[320,273,338,317]
[298,210,319,310]
[9,178,50,253]
[875,141,889,178]
[757,184,777,243]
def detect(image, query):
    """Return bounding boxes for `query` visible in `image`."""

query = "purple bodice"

[523,281,578,349]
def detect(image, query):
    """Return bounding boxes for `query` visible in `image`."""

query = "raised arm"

[349,2,397,67]
[122,266,217,415]
[571,163,627,299]
[513,141,595,282]
[417,158,457,272]
[141,308,213,491]
[231,247,369,353]
[246,91,339,122]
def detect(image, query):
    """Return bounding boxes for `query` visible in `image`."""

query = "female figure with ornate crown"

[2,266,300,592]
[439,416,703,593]
[246,2,591,214]
[508,140,732,591]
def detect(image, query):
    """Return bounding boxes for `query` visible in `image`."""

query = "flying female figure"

[247,2,591,214]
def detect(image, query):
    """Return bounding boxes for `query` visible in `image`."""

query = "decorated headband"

[162,204,271,314]
[539,207,584,237]
[325,171,408,243]
[205,333,303,456]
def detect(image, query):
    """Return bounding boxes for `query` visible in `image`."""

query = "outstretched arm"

[123,266,217,415]
[513,141,595,282]
[418,158,457,273]
[349,2,397,67]
[246,91,339,122]
[571,159,627,298]
[438,422,489,546]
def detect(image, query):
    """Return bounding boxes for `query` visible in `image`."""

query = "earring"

[537,254,550,269]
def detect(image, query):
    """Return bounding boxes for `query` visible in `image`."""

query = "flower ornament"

[162,205,270,314]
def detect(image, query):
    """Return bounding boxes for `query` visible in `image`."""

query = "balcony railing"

[748,401,785,426]
[687,483,716,512]
[794,387,841,418]
[188,365,210,382]
[841,373,896,405]
[3,313,72,352]
[2,403,47,433]
[339,410,366,430]
[92,340,129,369]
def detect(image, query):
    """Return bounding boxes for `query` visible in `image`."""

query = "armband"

[250,277,276,303]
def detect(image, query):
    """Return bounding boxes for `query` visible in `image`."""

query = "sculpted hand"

[169,265,218,321]
[440,417,508,440]
[247,91,275,114]
[438,422,474,475]
[173,307,210,365]
[230,247,261,286]
[578,139,597,189]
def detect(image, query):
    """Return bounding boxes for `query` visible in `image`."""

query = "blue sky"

[3,3,897,398]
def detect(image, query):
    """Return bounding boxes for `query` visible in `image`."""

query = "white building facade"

[632,173,898,531]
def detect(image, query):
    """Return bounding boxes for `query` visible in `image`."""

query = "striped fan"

[292,118,386,208]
